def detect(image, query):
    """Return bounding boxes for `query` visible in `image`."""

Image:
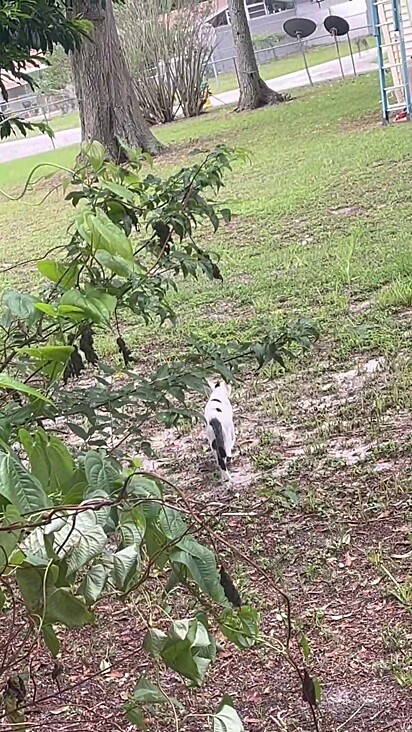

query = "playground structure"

[370,0,412,121]
[283,2,412,123]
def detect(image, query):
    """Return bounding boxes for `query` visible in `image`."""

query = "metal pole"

[210,53,219,88]
[372,10,389,122]
[393,0,412,118]
[298,34,313,86]
[347,32,357,76]
[333,30,345,79]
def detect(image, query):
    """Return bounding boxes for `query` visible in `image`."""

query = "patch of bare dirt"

[348,300,371,315]
[338,113,381,134]
[154,137,221,167]
[199,300,253,322]
[330,205,364,218]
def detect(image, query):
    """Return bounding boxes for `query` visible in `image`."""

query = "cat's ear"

[225,382,232,396]
[207,379,216,392]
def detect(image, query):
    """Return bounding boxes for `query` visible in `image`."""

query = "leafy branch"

[0,140,321,730]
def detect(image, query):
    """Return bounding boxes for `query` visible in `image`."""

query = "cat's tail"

[209,417,227,472]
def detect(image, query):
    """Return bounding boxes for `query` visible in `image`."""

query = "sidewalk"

[210,48,377,106]
[0,49,377,165]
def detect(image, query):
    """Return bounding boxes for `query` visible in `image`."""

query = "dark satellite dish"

[283,18,317,40]
[283,18,317,86]
[323,15,356,78]
[324,15,350,36]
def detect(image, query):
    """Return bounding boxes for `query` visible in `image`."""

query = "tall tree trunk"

[70,0,165,160]
[228,0,288,110]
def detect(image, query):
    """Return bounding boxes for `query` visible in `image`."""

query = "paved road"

[0,49,377,165]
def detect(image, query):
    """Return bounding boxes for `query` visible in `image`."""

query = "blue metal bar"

[371,0,390,121]
[392,0,400,30]
[393,0,412,116]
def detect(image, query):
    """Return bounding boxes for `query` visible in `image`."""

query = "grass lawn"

[45,110,79,133]
[0,110,80,143]
[1,72,412,729]
[210,36,374,94]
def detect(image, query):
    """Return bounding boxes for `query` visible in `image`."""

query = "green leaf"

[42,625,60,657]
[34,303,85,321]
[90,209,134,262]
[84,451,120,495]
[95,249,134,278]
[45,588,95,628]
[0,375,52,404]
[87,287,117,326]
[61,471,87,504]
[102,180,136,202]
[127,677,183,725]
[37,260,78,289]
[16,565,47,613]
[220,208,232,224]
[160,618,214,686]
[19,428,50,490]
[170,538,226,603]
[119,508,146,548]
[313,677,322,704]
[18,428,34,457]
[0,505,21,572]
[219,606,259,650]
[143,628,167,658]
[0,453,50,513]
[34,302,59,318]
[78,563,108,604]
[82,140,106,172]
[300,634,311,663]
[112,544,140,590]
[61,287,116,326]
[213,696,244,732]
[18,346,74,364]
[131,678,169,704]
[3,291,38,323]
[159,506,188,541]
[57,304,85,317]
[20,524,48,564]
[125,704,147,730]
[51,510,108,575]
[47,436,75,491]
[161,637,202,684]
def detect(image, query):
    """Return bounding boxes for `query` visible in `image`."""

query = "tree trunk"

[70,0,165,160]
[228,0,288,110]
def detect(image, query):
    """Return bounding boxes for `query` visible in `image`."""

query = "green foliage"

[0,141,319,729]
[145,616,216,686]
[213,696,244,732]
[252,32,286,51]
[0,374,53,404]
[36,45,73,92]
[0,452,50,513]
[0,1,88,139]
[125,676,183,728]
[219,606,260,649]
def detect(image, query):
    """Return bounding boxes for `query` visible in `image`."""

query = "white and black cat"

[204,381,235,482]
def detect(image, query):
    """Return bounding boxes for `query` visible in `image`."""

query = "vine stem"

[134,470,321,732]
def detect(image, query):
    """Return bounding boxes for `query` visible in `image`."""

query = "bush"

[117,0,215,123]
[252,32,286,51]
